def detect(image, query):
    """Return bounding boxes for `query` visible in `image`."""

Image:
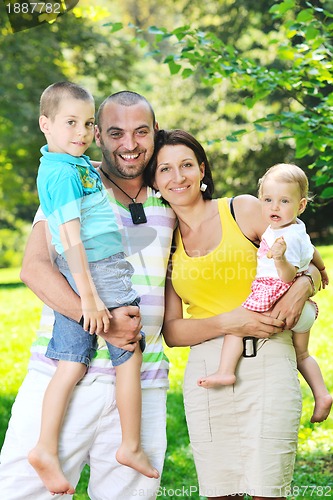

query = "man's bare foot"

[116,445,159,478]
[310,394,333,423]
[197,372,236,388]
[28,445,75,495]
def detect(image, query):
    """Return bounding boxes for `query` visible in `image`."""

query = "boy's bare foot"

[116,445,159,479]
[28,445,75,496]
[310,393,333,423]
[197,372,236,388]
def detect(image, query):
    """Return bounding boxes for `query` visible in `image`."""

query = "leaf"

[254,123,267,132]
[226,135,239,142]
[172,26,192,41]
[305,26,319,42]
[148,26,167,35]
[295,136,311,158]
[269,0,295,16]
[109,22,123,33]
[296,9,314,23]
[168,60,182,75]
[320,186,333,199]
[315,174,330,186]
[181,68,193,79]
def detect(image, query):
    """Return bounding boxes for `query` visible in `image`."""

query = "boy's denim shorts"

[46,253,145,367]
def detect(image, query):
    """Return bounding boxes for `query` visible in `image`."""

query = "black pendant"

[129,203,147,225]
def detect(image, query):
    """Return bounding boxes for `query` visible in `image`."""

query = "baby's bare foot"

[28,445,75,495]
[310,394,333,423]
[116,445,159,478]
[198,372,236,388]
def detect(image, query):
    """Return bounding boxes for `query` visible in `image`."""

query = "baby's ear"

[298,197,307,215]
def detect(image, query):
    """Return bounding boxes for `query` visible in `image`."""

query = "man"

[0,90,317,499]
[0,91,176,499]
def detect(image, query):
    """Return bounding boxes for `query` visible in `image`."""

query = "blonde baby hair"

[258,163,310,201]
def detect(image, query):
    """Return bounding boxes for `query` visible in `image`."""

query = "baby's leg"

[115,346,159,478]
[293,331,332,423]
[198,335,243,388]
[28,360,86,494]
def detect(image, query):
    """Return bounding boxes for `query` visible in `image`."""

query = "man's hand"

[98,305,142,351]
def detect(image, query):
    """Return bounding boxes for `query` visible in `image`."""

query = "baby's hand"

[320,267,329,289]
[266,236,286,260]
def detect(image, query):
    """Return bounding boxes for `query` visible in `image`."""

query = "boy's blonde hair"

[258,163,310,200]
[40,81,94,120]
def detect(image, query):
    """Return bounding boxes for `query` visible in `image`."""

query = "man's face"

[95,101,157,179]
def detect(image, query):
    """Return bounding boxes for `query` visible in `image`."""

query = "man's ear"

[39,115,49,134]
[95,125,101,146]
[154,121,159,131]
[298,198,307,215]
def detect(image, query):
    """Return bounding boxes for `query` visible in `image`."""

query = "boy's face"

[39,98,95,157]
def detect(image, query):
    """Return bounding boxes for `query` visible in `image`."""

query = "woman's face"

[154,144,204,206]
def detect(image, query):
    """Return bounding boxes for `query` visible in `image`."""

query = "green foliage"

[1,253,333,499]
[0,0,141,226]
[113,0,333,202]
[0,222,30,268]
[1,0,333,239]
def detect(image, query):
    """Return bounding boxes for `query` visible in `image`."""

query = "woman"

[144,129,320,500]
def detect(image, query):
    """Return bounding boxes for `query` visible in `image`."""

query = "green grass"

[1,249,333,499]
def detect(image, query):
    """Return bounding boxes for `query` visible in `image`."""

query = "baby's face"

[260,179,306,229]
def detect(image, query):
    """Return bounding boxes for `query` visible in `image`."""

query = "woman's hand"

[222,306,285,338]
[269,272,317,330]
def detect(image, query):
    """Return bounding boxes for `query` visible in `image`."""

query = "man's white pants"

[0,370,167,500]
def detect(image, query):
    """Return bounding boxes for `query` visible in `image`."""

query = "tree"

[0,1,139,227]
[119,0,333,203]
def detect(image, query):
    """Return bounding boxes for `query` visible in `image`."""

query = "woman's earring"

[155,190,162,199]
[200,182,207,192]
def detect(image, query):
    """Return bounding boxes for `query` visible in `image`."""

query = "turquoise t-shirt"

[37,145,123,261]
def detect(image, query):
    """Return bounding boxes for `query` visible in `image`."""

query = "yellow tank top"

[172,198,258,319]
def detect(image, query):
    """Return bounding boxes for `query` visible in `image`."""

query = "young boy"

[198,163,332,424]
[28,82,159,495]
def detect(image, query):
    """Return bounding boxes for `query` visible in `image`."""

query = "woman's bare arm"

[162,273,284,348]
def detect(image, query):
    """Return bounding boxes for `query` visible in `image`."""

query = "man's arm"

[20,221,141,348]
[20,220,82,320]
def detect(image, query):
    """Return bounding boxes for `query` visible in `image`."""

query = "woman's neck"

[175,199,221,257]
[176,199,216,234]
